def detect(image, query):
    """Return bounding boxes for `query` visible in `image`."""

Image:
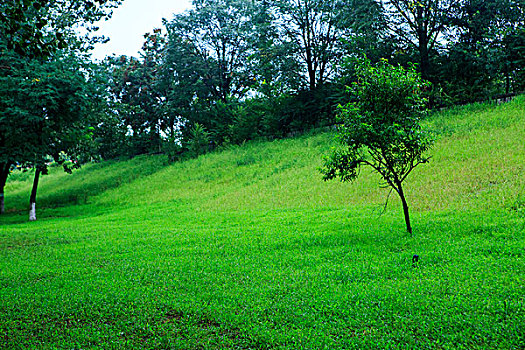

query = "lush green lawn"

[1,97,524,349]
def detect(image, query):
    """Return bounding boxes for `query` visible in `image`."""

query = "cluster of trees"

[99,0,524,159]
[1,0,524,220]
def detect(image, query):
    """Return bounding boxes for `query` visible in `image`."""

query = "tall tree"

[106,46,165,156]
[164,0,256,103]
[377,0,460,80]
[0,55,101,220]
[0,0,122,216]
[440,0,525,100]
[271,0,349,90]
[162,0,258,144]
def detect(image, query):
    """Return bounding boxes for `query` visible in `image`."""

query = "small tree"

[321,57,432,234]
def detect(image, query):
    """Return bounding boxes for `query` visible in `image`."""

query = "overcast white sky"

[90,0,192,60]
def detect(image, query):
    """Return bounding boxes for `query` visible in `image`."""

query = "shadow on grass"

[2,154,168,219]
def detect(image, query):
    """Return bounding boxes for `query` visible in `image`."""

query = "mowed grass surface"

[1,97,524,349]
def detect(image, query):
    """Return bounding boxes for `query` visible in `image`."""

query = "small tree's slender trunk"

[396,182,412,234]
[29,167,42,221]
[0,162,11,215]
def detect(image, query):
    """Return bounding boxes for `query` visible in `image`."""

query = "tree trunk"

[0,162,11,214]
[505,67,510,95]
[305,46,316,90]
[396,182,412,234]
[29,167,42,221]
[416,6,430,81]
[419,44,430,82]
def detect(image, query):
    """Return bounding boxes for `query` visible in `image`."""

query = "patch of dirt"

[164,309,185,323]
[162,308,271,349]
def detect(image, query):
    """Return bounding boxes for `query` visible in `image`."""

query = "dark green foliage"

[87,0,525,162]
[376,0,461,81]
[226,100,266,144]
[104,46,165,157]
[322,57,433,233]
[91,110,130,160]
[434,0,525,103]
[0,53,109,218]
[4,0,524,171]
[502,28,525,93]
[0,54,96,168]
[0,0,123,217]
[186,123,211,158]
[271,0,343,89]
[0,0,122,59]
[437,44,496,103]
[163,0,256,104]
[282,84,343,132]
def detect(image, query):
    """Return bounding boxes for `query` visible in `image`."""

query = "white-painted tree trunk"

[28,167,41,222]
[29,203,36,221]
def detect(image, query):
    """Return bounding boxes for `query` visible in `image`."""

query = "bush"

[186,123,211,158]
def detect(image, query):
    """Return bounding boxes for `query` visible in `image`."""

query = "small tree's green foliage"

[322,57,432,234]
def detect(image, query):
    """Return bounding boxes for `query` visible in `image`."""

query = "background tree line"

[98,0,525,159]
[1,0,524,218]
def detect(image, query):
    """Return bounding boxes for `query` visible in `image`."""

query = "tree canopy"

[0,0,122,217]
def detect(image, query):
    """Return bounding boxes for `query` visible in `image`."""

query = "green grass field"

[1,97,524,349]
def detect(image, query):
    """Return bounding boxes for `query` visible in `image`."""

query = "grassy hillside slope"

[0,97,524,349]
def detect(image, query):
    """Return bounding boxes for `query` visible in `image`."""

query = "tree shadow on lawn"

[2,155,167,223]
